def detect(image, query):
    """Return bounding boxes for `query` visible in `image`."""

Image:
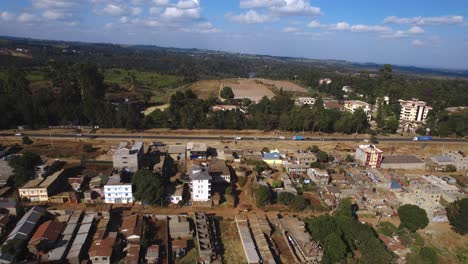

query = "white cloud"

[180,21,220,33]
[0,11,16,21]
[17,13,38,23]
[240,0,285,9]
[407,26,425,34]
[307,20,323,28]
[225,10,275,24]
[120,16,129,23]
[176,0,200,9]
[412,39,424,46]
[33,0,76,10]
[131,7,142,15]
[329,21,350,30]
[270,0,322,16]
[381,26,425,39]
[384,15,464,25]
[153,0,170,5]
[42,10,67,20]
[349,24,392,33]
[161,7,200,20]
[104,22,113,29]
[282,26,300,32]
[103,4,125,16]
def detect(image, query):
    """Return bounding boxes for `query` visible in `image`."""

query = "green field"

[102,68,182,89]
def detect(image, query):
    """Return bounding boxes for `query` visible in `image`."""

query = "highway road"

[1,133,467,143]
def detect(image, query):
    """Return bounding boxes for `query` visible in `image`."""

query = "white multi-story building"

[112,141,144,172]
[344,100,372,114]
[398,98,432,123]
[295,97,316,106]
[355,145,383,168]
[189,166,212,202]
[104,175,133,204]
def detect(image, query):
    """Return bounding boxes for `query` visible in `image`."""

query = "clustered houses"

[344,100,372,114]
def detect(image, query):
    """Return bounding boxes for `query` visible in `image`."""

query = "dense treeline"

[146,90,370,133]
[0,63,144,129]
[306,199,395,263]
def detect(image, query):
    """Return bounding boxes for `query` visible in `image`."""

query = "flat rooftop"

[382,155,424,164]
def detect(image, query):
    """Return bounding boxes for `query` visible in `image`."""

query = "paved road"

[1,133,466,143]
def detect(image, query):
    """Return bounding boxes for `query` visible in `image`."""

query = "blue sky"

[1,0,467,69]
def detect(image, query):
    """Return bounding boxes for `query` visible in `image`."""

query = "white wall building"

[112,141,144,172]
[104,175,133,204]
[189,166,212,202]
[344,100,372,114]
[295,97,316,106]
[398,98,432,123]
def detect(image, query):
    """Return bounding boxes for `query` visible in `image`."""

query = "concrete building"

[307,168,330,185]
[446,151,468,171]
[169,215,192,239]
[428,155,455,171]
[0,198,21,216]
[342,86,353,93]
[186,142,207,160]
[355,145,383,168]
[262,151,282,166]
[167,145,186,161]
[19,169,66,202]
[295,97,316,106]
[89,232,117,264]
[319,78,332,85]
[380,155,426,170]
[344,100,372,114]
[294,152,317,166]
[112,141,144,172]
[398,98,432,123]
[104,175,133,204]
[189,166,212,202]
[145,245,160,264]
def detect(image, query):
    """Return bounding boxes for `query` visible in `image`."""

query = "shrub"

[237,176,247,187]
[22,136,33,145]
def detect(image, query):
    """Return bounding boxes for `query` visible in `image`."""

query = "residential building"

[0,198,21,216]
[324,100,345,111]
[112,141,144,172]
[28,220,65,254]
[124,244,140,264]
[19,169,66,202]
[284,163,308,174]
[47,213,82,262]
[294,152,317,166]
[243,149,263,160]
[342,86,354,93]
[0,207,45,263]
[0,161,13,187]
[189,166,212,202]
[186,142,207,160]
[208,159,231,183]
[295,97,316,106]
[355,145,383,168]
[121,214,143,243]
[169,215,193,239]
[380,155,426,170]
[446,151,468,171]
[307,168,330,185]
[104,175,133,204]
[89,232,117,264]
[428,155,455,171]
[66,214,94,264]
[319,78,332,85]
[398,98,432,123]
[145,245,160,264]
[344,100,372,114]
[87,174,109,201]
[170,185,184,205]
[262,151,282,166]
[167,145,186,161]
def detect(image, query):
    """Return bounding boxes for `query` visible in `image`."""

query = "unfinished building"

[194,212,217,263]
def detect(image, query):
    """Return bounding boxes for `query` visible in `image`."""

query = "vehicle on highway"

[413,135,432,141]
[293,135,304,140]
[76,133,83,137]
[235,136,242,140]
[14,133,22,136]
[279,136,285,140]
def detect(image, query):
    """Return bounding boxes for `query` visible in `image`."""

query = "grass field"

[102,68,181,89]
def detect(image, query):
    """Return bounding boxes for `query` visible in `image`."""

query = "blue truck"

[413,136,432,141]
[293,135,305,140]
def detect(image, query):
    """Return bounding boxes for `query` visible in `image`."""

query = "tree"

[445,165,456,172]
[278,192,295,205]
[316,150,329,163]
[254,185,272,207]
[132,170,165,205]
[8,151,41,187]
[271,180,283,188]
[22,136,33,145]
[82,144,95,153]
[324,232,347,263]
[370,135,379,144]
[446,198,468,235]
[225,186,233,196]
[345,154,355,162]
[261,147,270,153]
[220,86,234,99]
[291,195,307,211]
[398,204,429,232]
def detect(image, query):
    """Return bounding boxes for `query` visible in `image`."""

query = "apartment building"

[344,100,372,114]
[112,141,144,172]
[398,98,432,122]
[208,159,231,183]
[355,145,383,168]
[104,175,133,204]
[19,169,66,202]
[189,166,212,202]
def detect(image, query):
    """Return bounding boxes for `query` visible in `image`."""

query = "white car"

[279,136,285,140]
[14,133,22,136]
[235,136,242,140]
[76,133,83,137]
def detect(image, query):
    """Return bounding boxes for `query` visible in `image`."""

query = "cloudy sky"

[1,0,467,69]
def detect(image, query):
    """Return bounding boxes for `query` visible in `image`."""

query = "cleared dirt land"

[220,79,276,103]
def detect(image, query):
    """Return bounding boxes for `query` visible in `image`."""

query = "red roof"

[125,244,141,264]
[89,232,117,257]
[29,221,65,244]
[121,214,143,238]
